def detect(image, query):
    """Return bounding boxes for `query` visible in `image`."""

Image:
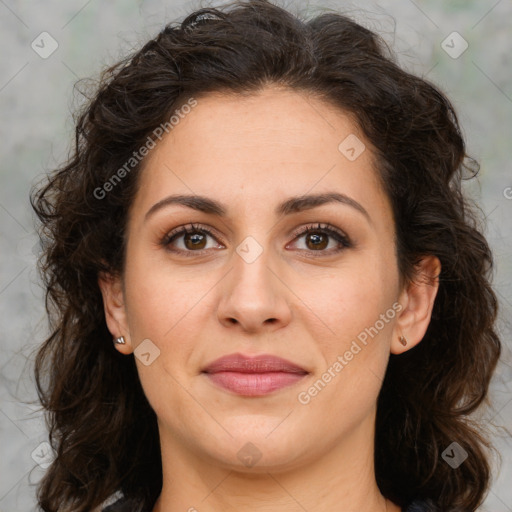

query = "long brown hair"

[30,1,502,510]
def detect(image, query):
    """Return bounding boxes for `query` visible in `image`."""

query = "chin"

[198,421,311,471]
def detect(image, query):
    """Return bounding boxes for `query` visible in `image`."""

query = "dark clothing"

[406,499,440,511]
[102,495,438,511]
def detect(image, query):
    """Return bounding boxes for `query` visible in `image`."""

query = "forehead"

[162,86,365,158]
[129,86,391,227]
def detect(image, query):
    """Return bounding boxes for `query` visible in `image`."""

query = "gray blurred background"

[0,0,511,510]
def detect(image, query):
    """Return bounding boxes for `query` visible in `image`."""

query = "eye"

[287,223,352,255]
[160,222,352,257]
[160,223,224,256]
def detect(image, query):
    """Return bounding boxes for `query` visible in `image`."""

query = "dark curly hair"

[30,1,502,511]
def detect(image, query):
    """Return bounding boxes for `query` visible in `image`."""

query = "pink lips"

[202,353,308,396]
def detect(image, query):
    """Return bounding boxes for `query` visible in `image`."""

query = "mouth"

[201,353,309,396]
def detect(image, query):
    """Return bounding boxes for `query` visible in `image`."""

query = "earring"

[114,336,126,345]
[398,335,408,347]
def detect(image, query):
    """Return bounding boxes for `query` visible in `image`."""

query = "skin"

[99,85,440,512]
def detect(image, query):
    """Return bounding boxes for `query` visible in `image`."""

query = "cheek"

[296,269,396,424]
[302,260,398,410]
[306,260,397,344]
[122,259,206,426]
[123,250,211,343]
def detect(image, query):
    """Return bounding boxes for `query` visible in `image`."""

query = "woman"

[30,1,502,511]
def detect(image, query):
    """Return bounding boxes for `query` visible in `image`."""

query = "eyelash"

[160,222,352,257]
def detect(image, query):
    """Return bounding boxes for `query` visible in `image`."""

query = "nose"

[216,241,292,333]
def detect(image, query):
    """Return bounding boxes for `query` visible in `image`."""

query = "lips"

[202,353,307,374]
[202,353,308,396]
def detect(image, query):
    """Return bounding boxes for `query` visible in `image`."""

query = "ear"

[391,255,441,355]
[97,271,133,355]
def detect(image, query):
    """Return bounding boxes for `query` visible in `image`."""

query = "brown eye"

[161,224,223,256]
[304,232,329,250]
[289,223,352,255]
[183,231,207,250]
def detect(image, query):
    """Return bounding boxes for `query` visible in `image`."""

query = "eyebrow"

[144,192,371,223]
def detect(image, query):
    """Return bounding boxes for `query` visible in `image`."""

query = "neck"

[151,410,401,512]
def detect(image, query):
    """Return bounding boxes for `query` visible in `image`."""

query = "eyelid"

[160,223,224,247]
[285,222,352,256]
[290,222,350,245]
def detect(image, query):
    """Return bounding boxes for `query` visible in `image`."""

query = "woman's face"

[101,85,429,471]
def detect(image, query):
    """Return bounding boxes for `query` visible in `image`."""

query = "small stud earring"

[398,335,408,347]
[114,336,126,345]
